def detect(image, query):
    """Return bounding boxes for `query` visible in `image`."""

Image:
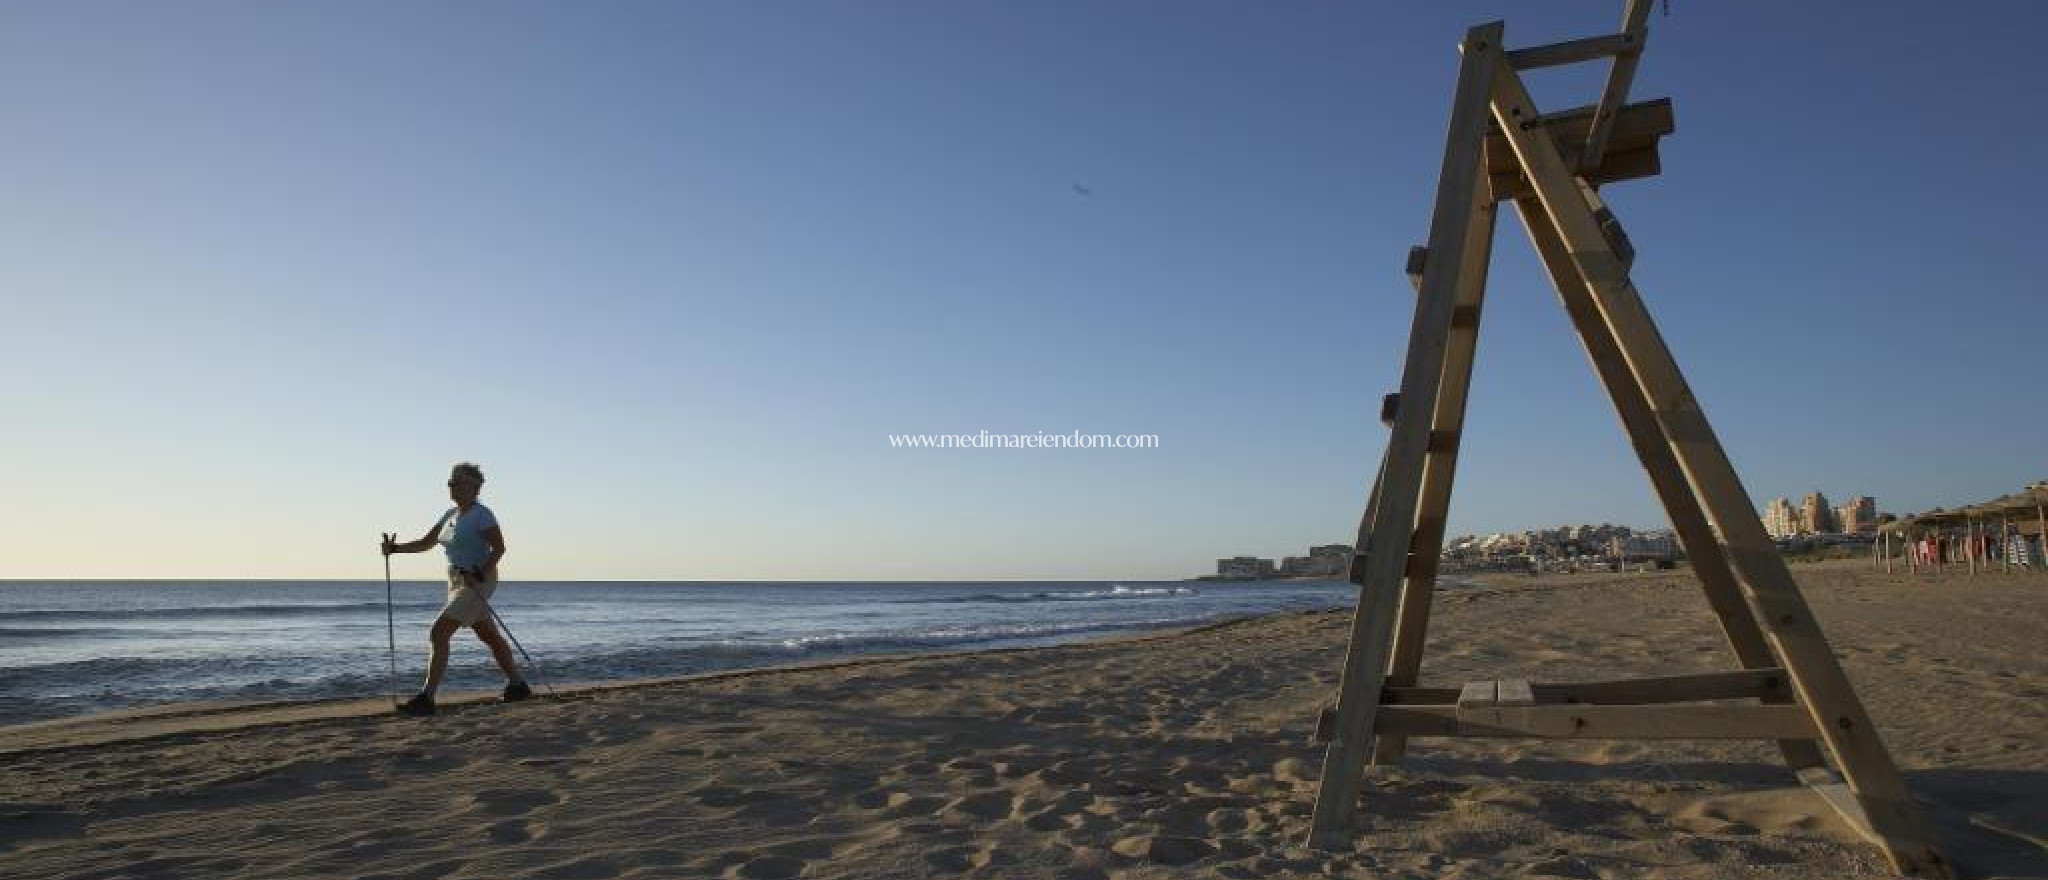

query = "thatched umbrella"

[1881,484,2048,574]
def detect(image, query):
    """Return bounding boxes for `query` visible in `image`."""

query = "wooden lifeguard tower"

[1306,4,1950,876]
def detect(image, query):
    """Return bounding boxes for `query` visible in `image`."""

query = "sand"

[3,560,2043,879]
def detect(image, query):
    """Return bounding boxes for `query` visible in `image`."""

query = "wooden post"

[1486,52,1949,877]
[1512,196,1823,770]
[1309,21,1503,850]
[1372,184,1501,767]
[1967,520,1978,576]
[1579,0,1656,173]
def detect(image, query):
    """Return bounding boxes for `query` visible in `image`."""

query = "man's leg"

[470,616,522,683]
[423,616,461,694]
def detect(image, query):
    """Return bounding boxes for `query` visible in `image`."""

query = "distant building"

[1799,492,1836,534]
[1217,556,1276,579]
[1609,533,1678,562]
[1764,497,1798,538]
[1278,545,1352,578]
[1309,544,1352,576]
[1834,496,1877,534]
[1765,490,1876,536]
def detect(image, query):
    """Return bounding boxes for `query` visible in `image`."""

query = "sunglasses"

[447,479,476,488]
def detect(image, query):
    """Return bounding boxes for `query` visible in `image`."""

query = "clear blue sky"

[3,2,2041,580]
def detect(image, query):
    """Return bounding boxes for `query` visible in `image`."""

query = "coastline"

[5,561,2041,879]
[0,611,1298,757]
[2,578,1348,727]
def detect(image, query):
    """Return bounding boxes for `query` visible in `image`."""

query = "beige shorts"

[440,567,499,625]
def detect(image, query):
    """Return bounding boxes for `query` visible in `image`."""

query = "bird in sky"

[1072,183,1092,197]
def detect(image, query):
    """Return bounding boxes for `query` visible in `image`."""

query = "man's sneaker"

[397,693,437,717]
[502,681,533,703]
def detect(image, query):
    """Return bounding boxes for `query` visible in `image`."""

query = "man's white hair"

[450,461,486,485]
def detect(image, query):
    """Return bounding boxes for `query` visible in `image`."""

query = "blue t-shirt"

[437,504,499,570]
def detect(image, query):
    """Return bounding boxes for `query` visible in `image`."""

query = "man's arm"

[383,516,448,555]
[482,525,506,577]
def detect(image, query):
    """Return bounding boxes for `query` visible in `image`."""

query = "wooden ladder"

[1304,5,1950,876]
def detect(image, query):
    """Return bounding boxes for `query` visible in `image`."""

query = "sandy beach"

[4,561,2042,879]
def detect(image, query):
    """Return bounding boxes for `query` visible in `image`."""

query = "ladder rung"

[1507,32,1643,71]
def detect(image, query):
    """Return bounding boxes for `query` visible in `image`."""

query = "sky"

[2,1,2042,580]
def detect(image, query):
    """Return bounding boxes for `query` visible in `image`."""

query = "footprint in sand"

[1111,834,1217,866]
[723,854,805,880]
[730,797,819,828]
[1018,789,1095,831]
[937,791,1015,825]
[850,788,900,810]
[940,758,999,788]
[487,819,539,843]
[995,759,1041,779]
[1205,807,1250,835]
[880,792,946,818]
[1021,804,1072,832]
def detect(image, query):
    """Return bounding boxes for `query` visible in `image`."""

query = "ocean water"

[0,579,1357,726]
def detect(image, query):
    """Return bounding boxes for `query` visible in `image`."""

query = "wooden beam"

[1372,706,1461,738]
[1313,669,1807,743]
[1309,21,1504,851]
[1496,679,1536,706]
[1343,447,1391,585]
[1507,32,1643,71]
[1579,0,1656,172]
[1491,145,1660,201]
[1378,704,1817,740]
[1400,668,1796,705]
[1511,198,1826,771]
[1549,668,1794,704]
[1797,766,1930,862]
[1371,153,1502,769]
[1483,98,1673,175]
[1458,680,1497,709]
[1486,53,1951,879]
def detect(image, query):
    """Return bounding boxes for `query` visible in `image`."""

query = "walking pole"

[383,533,400,708]
[484,599,558,699]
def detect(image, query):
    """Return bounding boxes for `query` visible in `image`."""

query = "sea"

[0,578,1358,726]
